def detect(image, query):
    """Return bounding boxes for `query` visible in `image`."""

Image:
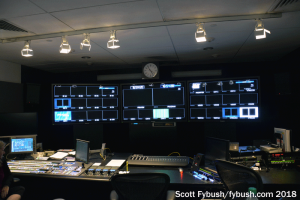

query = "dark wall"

[0,81,23,113]
[20,56,298,157]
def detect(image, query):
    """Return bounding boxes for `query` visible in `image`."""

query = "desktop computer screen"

[205,137,230,163]
[75,139,90,163]
[11,138,33,153]
[9,135,37,154]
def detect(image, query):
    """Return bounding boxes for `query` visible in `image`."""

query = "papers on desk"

[106,159,126,167]
[92,163,101,166]
[68,151,76,156]
[50,152,68,160]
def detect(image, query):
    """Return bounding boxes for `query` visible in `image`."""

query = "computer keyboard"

[127,155,189,166]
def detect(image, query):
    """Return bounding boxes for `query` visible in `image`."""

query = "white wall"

[0,60,21,83]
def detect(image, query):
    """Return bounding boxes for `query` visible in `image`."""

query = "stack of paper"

[106,159,126,167]
[50,152,68,160]
[260,145,282,153]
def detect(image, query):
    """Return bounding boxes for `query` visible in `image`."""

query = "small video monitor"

[75,139,90,164]
[10,137,35,154]
[205,137,230,163]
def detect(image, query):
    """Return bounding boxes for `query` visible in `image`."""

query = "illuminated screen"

[122,82,186,121]
[52,84,119,123]
[11,138,33,153]
[189,78,259,120]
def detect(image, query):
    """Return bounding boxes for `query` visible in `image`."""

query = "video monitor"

[52,84,119,124]
[75,139,90,164]
[9,135,37,154]
[121,82,186,122]
[188,78,259,121]
[205,137,230,163]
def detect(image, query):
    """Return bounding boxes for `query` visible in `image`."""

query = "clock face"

[143,63,158,78]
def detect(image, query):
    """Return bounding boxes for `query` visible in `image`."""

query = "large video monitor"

[121,82,186,122]
[75,139,90,164]
[205,137,230,163]
[188,77,259,121]
[8,135,37,154]
[52,84,119,124]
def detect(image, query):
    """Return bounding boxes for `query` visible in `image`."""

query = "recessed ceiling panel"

[0,1,45,19]
[7,14,74,35]
[51,1,163,30]
[158,0,275,21]
[31,0,141,12]
[0,29,35,39]
[260,11,300,30]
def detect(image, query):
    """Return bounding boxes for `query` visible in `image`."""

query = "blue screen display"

[11,138,33,152]
[55,111,72,121]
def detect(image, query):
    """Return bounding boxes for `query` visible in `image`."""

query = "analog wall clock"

[142,63,159,79]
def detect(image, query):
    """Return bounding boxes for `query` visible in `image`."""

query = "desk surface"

[10,153,300,185]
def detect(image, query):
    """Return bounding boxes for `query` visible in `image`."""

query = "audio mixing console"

[7,160,89,176]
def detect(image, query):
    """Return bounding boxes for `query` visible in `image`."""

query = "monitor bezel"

[120,81,187,123]
[187,76,261,122]
[75,139,90,164]
[51,83,120,125]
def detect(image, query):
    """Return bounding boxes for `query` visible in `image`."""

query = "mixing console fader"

[128,155,189,166]
[7,160,87,176]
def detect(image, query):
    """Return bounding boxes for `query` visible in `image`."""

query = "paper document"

[50,152,68,159]
[92,163,101,166]
[68,151,76,155]
[106,159,126,167]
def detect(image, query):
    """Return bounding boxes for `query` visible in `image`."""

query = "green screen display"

[153,109,169,119]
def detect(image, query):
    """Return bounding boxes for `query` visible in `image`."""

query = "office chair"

[110,173,175,200]
[215,159,263,199]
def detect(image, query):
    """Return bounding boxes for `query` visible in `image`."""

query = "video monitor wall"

[122,82,186,122]
[189,78,259,120]
[52,84,119,124]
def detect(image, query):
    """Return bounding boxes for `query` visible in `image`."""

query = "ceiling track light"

[107,30,120,49]
[195,23,207,42]
[59,36,71,54]
[21,40,33,57]
[255,19,270,39]
[80,33,91,51]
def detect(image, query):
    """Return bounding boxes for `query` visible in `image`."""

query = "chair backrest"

[110,173,170,200]
[215,159,263,193]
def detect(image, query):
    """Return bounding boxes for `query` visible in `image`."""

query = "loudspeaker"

[191,153,205,171]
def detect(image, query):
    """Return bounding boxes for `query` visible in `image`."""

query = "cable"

[189,157,194,160]
[105,148,111,152]
[168,152,180,156]
[99,153,106,161]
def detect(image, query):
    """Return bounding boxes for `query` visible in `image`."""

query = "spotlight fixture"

[254,19,270,39]
[80,33,91,51]
[107,30,120,49]
[59,36,71,54]
[195,23,207,42]
[21,41,33,57]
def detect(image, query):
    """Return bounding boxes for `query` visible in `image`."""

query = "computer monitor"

[205,137,230,163]
[52,84,119,124]
[9,135,37,154]
[121,81,186,122]
[75,139,90,163]
[188,77,260,121]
